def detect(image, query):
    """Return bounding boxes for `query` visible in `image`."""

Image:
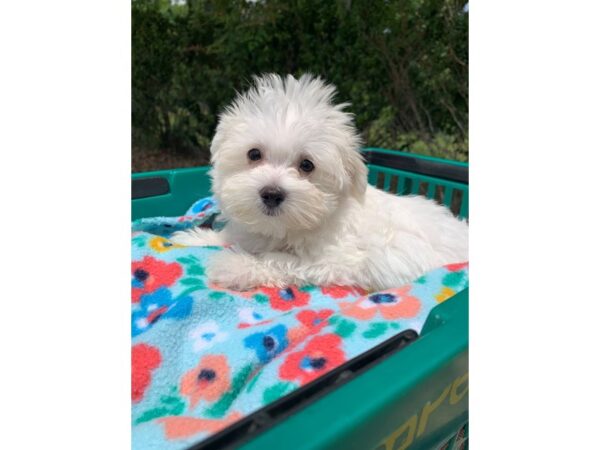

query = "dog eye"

[299,159,315,173]
[247,148,262,161]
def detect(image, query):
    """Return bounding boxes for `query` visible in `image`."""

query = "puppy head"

[209,74,367,238]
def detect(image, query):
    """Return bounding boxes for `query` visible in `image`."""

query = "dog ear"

[343,149,368,201]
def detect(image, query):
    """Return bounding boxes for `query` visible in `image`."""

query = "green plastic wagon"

[132,148,469,450]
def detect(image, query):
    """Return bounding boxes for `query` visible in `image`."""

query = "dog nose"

[260,187,286,208]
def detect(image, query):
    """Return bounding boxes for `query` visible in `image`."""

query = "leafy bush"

[364,107,468,162]
[132,0,468,160]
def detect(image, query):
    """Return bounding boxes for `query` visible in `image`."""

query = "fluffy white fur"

[170,74,468,291]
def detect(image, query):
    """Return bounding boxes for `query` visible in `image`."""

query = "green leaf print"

[263,382,296,404]
[208,291,228,300]
[176,256,194,265]
[134,388,185,425]
[135,406,171,425]
[180,277,205,287]
[442,271,466,288]
[362,322,388,339]
[253,293,269,304]
[298,285,317,293]
[205,364,253,419]
[245,369,263,393]
[334,318,357,338]
[132,235,146,248]
[187,264,205,276]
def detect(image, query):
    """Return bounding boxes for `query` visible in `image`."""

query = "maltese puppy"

[170,74,468,291]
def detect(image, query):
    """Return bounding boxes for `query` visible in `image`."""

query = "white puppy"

[171,74,468,291]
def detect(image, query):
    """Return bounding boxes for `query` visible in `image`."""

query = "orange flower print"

[339,286,421,321]
[159,412,242,440]
[180,355,230,409]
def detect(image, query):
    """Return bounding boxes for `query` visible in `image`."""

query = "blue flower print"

[132,287,193,337]
[244,324,289,364]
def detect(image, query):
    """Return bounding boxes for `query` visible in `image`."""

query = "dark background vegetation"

[132,0,468,172]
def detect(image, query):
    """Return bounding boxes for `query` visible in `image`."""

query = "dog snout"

[260,186,286,208]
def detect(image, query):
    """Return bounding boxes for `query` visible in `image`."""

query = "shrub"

[132,0,468,160]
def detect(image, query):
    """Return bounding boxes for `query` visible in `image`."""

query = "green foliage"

[132,0,468,160]
[365,106,468,161]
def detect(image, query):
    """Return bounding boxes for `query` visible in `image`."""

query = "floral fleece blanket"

[131,197,469,450]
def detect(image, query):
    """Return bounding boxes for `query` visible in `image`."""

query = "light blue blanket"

[131,197,469,450]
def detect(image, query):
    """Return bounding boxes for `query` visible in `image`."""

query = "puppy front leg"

[169,227,225,247]
[207,250,298,290]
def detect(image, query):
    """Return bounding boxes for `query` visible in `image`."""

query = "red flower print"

[261,286,310,311]
[339,286,421,321]
[446,262,469,272]
[132,344,161,403]
[321,285,368,299]
[280,334,345,385]
[132,256,182,303]
[180,355,231,409]
[296,309,334,333]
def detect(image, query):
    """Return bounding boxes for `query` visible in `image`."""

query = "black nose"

[260,187,286,208]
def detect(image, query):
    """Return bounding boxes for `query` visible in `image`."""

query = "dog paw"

[168,231,198,246]
[169,229,222,247]
[207,250,286,291]
[206,251,256,290]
